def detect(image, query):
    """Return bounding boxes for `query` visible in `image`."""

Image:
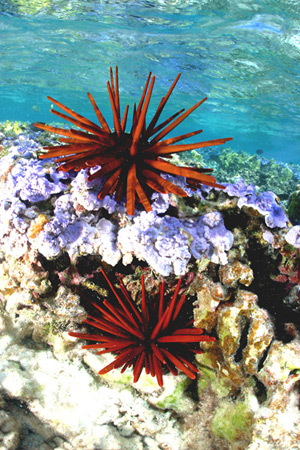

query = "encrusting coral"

[35,66,232,215]
[224,178,289,228]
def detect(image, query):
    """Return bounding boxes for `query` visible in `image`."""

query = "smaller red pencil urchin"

[69,269,216,387]
[35,67,232,215]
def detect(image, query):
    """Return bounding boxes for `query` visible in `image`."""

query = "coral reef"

[216,148,298,202]
[176,147,300,208]
[0,124,300,450]
[0,325,185,450]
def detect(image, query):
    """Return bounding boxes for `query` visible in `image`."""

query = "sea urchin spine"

[35,67,232,215]
[69,269,216,387]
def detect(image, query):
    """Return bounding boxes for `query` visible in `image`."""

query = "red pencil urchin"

[69,269,216,387]
[35,67,232,215]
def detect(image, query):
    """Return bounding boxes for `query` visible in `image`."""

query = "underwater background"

[1,0,300,164]
[1,3,300,450]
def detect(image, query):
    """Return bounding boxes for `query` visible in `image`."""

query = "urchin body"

[69,269,216,386]
[35,67,232,215]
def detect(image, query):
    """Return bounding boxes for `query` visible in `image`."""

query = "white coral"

[118,211,191,276]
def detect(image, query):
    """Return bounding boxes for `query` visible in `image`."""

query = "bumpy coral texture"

[69,269,216,387]
[0,143,235,274]
[35,66,232,215]
[225,179,289,228]
[285,226,300,248]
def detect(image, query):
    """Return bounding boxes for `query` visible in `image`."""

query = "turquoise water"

[1,0,300,163]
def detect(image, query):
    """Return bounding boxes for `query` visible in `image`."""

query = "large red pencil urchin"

[35,67,232,215]
[69,269,216,387]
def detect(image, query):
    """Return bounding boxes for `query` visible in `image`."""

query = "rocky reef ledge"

[0,122,299,450]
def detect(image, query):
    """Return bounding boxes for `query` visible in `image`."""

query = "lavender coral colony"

[0,66,299,397]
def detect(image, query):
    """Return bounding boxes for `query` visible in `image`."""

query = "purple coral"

[185,211,234,265]
[224,178,256,200]
[70,171,117,214]
[285,226,300,249]
[117,209,234,276]
[8,159,68,203]
[34,193,121,264]
[117,211,191,276]
[225,179,289,229]
[240,191,288,228]
[0,131,234,274]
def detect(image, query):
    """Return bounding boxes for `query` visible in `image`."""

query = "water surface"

[1,0,300,163]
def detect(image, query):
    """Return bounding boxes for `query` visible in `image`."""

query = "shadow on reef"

[0,390,70,450]
[215,190,300,341]
[246,236,300,342]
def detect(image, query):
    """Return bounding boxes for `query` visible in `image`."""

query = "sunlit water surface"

[1,0,300,163]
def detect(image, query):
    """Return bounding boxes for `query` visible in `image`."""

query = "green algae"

[0,120,26,137]
[288,186,300,224]
[210,148,297,204]
[211,398,253,444]
[0,146,9,159]
[156,377,192,411]
[197,362,230,399]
